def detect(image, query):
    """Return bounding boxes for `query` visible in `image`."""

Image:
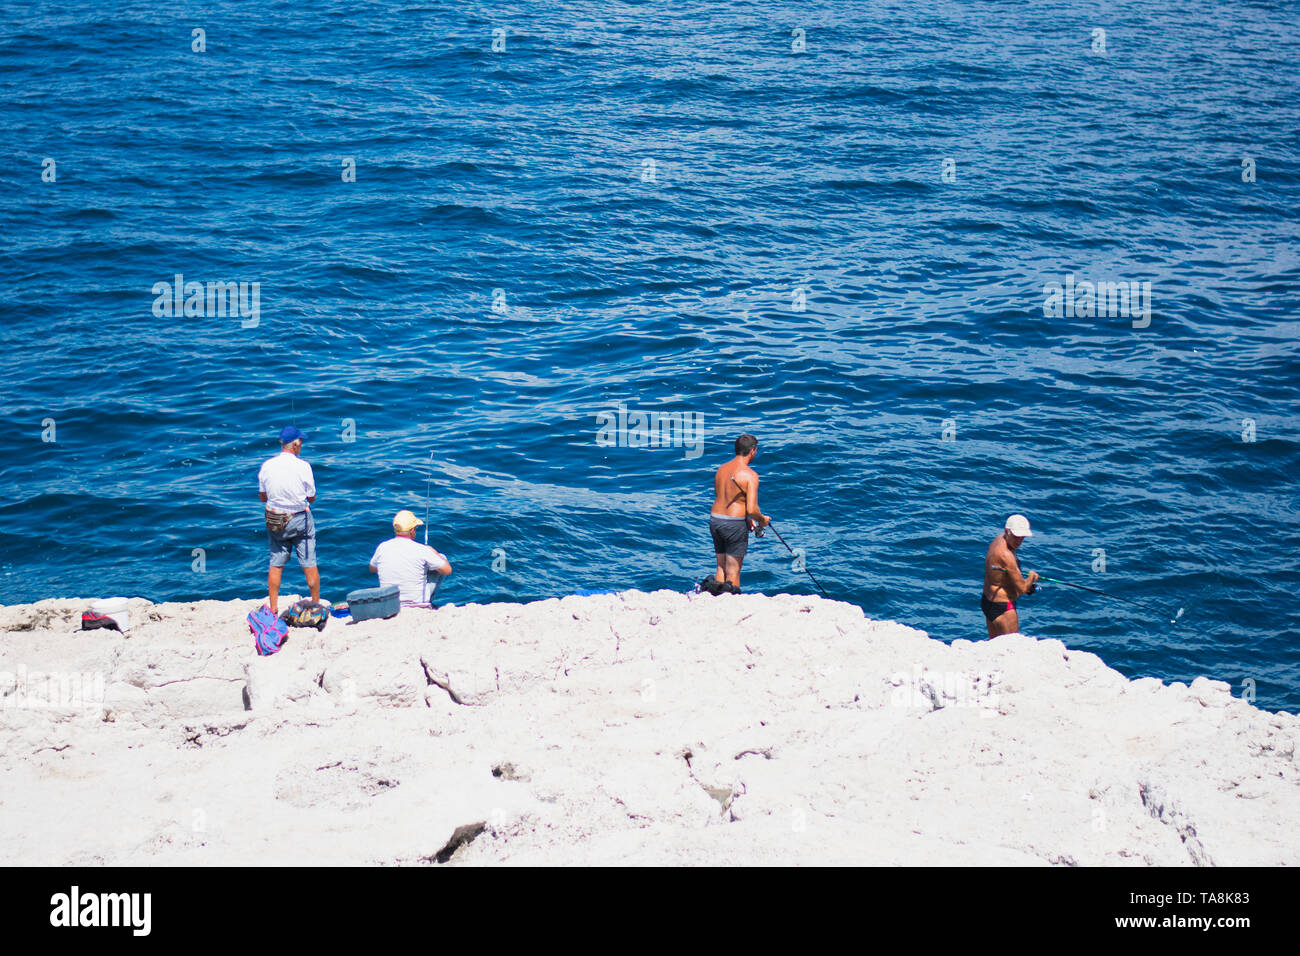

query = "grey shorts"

[268,510,316,569]
[710,515,749,559]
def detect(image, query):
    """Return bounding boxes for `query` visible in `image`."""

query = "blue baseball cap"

[279,426,306,445]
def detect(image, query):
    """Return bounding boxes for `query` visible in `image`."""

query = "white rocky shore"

[1,592,1296,866]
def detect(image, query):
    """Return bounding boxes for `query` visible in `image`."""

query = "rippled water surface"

[1,1,1298,709]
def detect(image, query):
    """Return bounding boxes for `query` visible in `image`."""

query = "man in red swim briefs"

[981,514,1039,637]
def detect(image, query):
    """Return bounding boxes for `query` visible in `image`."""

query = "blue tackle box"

[345,585,400,621]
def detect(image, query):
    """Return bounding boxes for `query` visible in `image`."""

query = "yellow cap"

[393,510,424,532]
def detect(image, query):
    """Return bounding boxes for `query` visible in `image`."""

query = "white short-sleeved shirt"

[258,452,316,513]
[369,536,448,605]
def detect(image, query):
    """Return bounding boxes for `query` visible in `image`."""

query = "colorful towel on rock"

[248,604,289,655]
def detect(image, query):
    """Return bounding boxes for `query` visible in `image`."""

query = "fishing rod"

[423,451,437,604]
[767,521,830,599]
[994,566,1184,624]
[423,451,433,547]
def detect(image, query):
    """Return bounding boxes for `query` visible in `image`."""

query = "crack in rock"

[680,746,742,820]
[419,658,471,705]
[180,720,248,749]
[429,822,487,863]
[1138,779,1214,866]
[153,676,245,688]
[492,762,529,781]
[703,785,736,813]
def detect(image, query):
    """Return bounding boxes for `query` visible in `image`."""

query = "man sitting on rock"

[981,514,1039,637]
[368,510,452,607]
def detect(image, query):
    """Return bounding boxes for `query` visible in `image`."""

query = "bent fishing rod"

[423,451,439,604]
[994,567,1184,624]
[767,521,830,599]
[424,451,433,547]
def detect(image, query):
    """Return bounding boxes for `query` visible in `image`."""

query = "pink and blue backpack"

[247,605,289,656]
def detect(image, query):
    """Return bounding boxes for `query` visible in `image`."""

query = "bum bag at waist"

[265,506,295,533]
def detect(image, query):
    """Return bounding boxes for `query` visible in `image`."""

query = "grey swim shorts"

[709,514,749,559]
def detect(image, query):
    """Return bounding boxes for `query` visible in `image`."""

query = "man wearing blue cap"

[258,426,319,615]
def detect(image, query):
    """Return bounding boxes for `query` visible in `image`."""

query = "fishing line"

[768,521,830,599]
[424,451,433,547]
[995,566,1183,624]
[422,451,436,603]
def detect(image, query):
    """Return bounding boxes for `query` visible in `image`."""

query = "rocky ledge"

[0,592,1295,865]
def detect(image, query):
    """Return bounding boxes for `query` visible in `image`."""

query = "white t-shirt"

[258,452,316,513]
[369,536,448,605]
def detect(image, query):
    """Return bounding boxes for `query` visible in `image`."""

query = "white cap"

[1005,514,1033,538]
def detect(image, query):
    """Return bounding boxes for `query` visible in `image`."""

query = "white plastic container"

[91,597,131,633]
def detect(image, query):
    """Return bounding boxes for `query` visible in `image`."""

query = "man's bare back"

[706,435,770,591]
[713,458,758,521]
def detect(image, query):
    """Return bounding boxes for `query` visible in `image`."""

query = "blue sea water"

[1,1,1297,710]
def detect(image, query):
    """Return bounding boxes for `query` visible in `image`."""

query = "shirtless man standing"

[708,434,770,593]
[981,514,1039,636]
